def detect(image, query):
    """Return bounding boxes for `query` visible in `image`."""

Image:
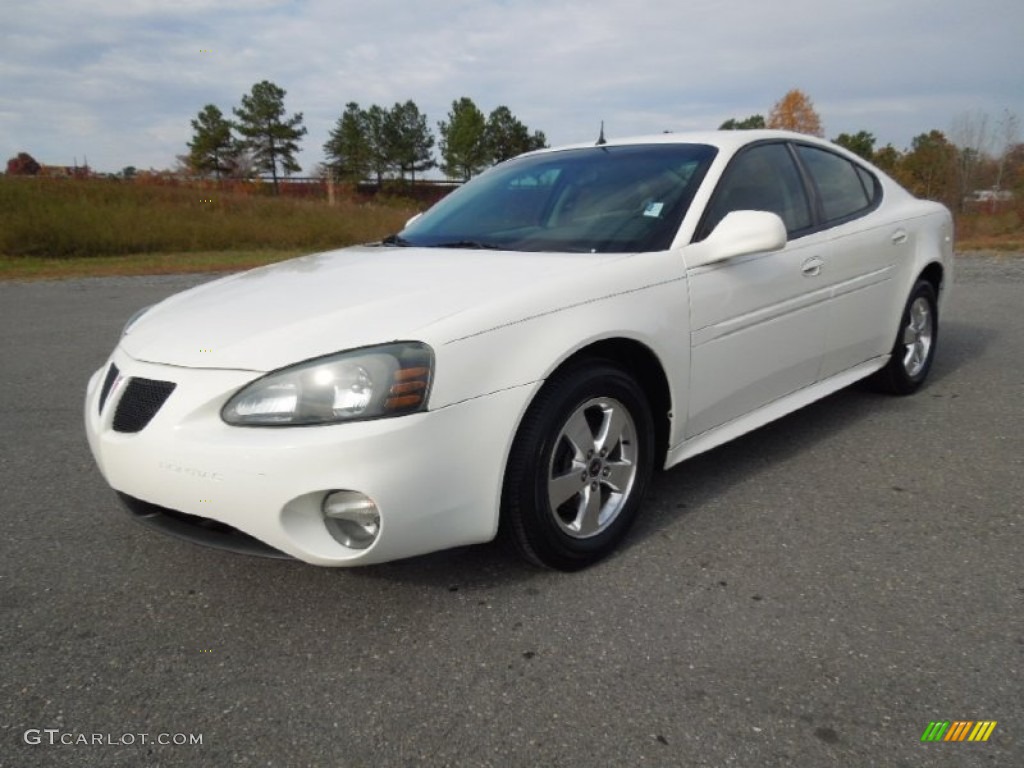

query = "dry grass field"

[0,176,1020,280]
[0,176,418,265]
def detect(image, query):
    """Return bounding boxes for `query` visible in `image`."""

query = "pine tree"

[485,106,547,163]
[187,105,236,179]
[232,81,307,193]
[719,115,766,130]
[833,131,876,160]
[386,101,436,183]
[364,104,394,185]
[438,97,489,181]
[323,103,374,184]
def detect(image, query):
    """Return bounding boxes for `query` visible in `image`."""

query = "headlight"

[221,342,433,426]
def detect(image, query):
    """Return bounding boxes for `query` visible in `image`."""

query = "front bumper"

[84,347,537,566]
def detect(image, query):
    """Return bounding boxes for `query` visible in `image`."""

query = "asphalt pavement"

[1,255,1021,767]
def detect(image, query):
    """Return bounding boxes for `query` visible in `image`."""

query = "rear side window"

[855,166,880,202]
[795,145,877,223]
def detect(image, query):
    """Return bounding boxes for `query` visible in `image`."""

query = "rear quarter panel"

[849,176,954,361]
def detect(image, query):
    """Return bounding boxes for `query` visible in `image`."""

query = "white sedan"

[84,130,953,570]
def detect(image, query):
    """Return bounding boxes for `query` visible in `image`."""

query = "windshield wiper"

[429,240,502,250]
[381,234,412,246]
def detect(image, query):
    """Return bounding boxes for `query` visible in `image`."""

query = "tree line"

[324,98,547,184]
[185,80,547,192]
[8,83,1020,215]
[720,89,1022,213]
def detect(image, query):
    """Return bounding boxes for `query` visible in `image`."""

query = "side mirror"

[684,211,787,268]
[405,212,424,229]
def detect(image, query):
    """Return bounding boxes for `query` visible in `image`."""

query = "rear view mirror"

[684,211,787,268]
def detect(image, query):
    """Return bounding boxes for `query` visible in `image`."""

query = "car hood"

[120,245,651,371]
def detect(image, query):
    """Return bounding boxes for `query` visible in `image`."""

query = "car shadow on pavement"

[923,319,998,385]
[626,317,997,551]
[345,540,537,587]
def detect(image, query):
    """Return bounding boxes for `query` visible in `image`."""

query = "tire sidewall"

[504,362,655,570]
[892,280,939,391]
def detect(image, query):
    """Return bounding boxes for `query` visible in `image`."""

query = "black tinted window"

[855,166,879,202]
[701,143,812,239]
[795,145,873,222]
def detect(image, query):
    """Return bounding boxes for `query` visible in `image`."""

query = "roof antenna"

[596,121,606,146]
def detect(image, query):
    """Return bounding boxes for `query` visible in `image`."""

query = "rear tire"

[499,361,654,571]
[867,279,938,395]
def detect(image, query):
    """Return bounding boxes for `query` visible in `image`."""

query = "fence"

[121,174,461,205]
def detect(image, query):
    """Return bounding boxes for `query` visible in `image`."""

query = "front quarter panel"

[427,249,692,455]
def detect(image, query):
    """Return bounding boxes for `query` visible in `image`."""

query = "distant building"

[969,188,1014,203]
[38,163,92,179]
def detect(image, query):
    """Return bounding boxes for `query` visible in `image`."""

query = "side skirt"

[664,355,888,469]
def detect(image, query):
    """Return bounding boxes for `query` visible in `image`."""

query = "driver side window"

[699,143,812,240]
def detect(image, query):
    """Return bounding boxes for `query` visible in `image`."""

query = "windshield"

[396,144,717,253]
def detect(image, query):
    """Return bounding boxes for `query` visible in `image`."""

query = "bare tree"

[994,109,1021,194]
[949,110,991,210]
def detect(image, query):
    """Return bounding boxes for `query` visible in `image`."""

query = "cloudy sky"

[4,0,1022,174]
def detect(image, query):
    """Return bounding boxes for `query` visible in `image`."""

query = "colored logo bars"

[921,721,997,742]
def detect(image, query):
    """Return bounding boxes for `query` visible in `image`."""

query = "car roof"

[543,129,832,154]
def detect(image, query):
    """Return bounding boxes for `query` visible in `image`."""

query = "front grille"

[112,378,176,433]
[97,362,119,414]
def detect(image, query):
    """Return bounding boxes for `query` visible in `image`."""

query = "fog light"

[322,490,380,550]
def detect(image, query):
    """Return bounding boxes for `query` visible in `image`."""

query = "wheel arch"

[497,339,668,568]
[547,337,673,470]
[908,202,954,312]
[919,260,944,298]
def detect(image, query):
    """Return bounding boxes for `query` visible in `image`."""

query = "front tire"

[500,361,655,571]
[868,279,939,395]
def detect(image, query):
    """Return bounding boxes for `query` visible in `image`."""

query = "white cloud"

[3,0,1023,172]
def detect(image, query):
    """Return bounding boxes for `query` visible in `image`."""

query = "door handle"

[802,256,824,277]
[891,229,908,245]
